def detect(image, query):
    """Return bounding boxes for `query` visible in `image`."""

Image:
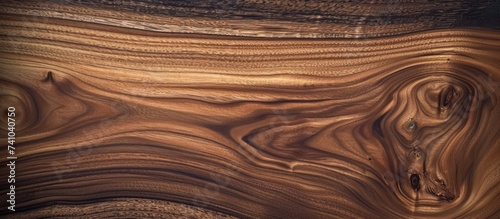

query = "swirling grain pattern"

[0,0,499,218]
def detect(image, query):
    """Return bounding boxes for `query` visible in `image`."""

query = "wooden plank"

[0,0,499,218]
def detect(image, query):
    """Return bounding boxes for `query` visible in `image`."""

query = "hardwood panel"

[1,0,499,218]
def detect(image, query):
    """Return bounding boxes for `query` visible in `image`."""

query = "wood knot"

[43,71,54,83]
[410,174,420,191]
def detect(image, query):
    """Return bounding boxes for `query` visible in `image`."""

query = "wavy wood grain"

[1,0,499,218]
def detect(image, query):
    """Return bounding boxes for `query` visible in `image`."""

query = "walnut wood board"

[1,0,499,218]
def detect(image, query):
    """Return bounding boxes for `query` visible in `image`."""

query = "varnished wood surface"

[1,0,499,218]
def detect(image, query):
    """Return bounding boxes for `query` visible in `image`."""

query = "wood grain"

[1,0,499,218]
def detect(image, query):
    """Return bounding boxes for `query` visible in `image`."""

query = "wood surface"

[1,0,499,218]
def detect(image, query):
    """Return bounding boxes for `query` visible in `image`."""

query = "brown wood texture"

[1,0,499,218]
